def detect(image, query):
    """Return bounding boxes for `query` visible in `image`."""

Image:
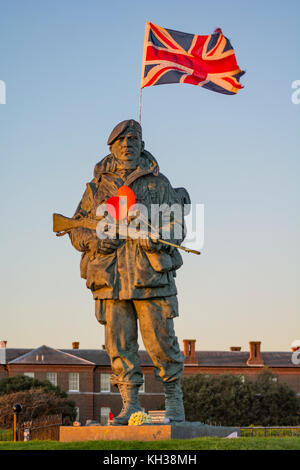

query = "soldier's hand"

[139,237,162,253]
[97,238,121,254]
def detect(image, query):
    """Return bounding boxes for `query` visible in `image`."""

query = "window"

[24,372,34,378]
[100,373,110,392]
[46,372,57,386]
[100,407,111,425]
[139,374,145,393]
[69,373,79,392]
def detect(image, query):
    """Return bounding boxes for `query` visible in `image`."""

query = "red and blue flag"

[141,22,245,95]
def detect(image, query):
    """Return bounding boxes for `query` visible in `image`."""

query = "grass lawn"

[0,437,300,450]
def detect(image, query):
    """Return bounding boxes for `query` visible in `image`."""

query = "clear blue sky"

[0,0,299,352]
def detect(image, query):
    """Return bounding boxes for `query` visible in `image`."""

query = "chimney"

[247,341,264,366]
[230,346,241,351]
[183,339,197,365]
[72,342,80,350]
[0,340,7,364]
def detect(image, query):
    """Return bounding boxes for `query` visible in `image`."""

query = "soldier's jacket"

[69,149,186,305]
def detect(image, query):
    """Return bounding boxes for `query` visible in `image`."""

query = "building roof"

[62,349,110,365]
[195,351,299,368]
[196,351,249,367]
[9,345,94,366]
[262,352,299,368]
[3,347,299,368]
[5,349,31,363]
[61,349,155,366]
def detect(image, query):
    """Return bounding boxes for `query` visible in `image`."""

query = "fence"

[240,426,300,437]
[20,414,62,441]
[0,429,13,441]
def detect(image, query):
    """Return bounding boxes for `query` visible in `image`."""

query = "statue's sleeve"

[68,181,98,253]
[73,181,97,219]
[156,177,186,250]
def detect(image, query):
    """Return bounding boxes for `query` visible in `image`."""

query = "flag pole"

[138,88,142,124]
[139,22,148,125]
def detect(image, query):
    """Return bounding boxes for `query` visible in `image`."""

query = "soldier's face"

[111,130,142,163]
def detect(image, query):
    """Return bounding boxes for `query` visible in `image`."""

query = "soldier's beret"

[107,119,142,146]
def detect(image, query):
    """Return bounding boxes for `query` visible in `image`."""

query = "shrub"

[0,388,77,428]
[0,376,77,428]
[181,371,300,426]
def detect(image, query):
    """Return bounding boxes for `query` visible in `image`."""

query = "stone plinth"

[171,422,240,439]
[59,423,240,442]
[60,425,170,442]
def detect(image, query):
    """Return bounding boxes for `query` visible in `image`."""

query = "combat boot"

[116,383,127,416]
[113,384,142,425]
[163,380,185,423]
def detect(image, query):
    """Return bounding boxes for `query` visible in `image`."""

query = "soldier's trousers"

[96,297,185,386]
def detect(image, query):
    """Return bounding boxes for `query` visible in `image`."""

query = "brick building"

[0,339,299,424]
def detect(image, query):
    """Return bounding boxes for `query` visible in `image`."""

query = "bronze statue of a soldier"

[59,119,190,425]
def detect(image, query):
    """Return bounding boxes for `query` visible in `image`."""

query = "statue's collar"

[91,151,160,205]
[93,150,160,184]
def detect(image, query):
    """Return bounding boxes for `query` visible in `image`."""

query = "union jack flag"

[141,22,245,95]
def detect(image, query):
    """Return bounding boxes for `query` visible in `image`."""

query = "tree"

[0,376,77,428]
[181,371,299,426]
[250,369,299,426]
[0,375,66,398]
[0,389,77,428]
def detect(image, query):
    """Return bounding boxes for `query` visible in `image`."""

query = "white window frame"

[46,372,57,386]
[139,374,145,393]
[100,407,111,425]
[24,372,34,378]
[69,372,80,392]
[100,373,111,393]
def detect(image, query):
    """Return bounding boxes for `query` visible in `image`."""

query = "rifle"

[52,213,200,255]
[53,213,103,235]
